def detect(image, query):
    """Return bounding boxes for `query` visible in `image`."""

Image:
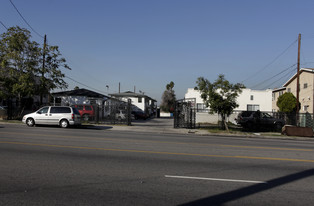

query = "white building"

[185,88,272,112]
[185,88,272,124]
[110,91,157,116]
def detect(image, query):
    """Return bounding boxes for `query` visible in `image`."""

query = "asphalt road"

[1,123,314,205]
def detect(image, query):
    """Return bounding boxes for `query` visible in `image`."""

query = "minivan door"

[33,107,50,124]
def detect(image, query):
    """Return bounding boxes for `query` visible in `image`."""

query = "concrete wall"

[195,112,238,124]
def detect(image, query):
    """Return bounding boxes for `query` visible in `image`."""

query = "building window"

[250,95,254,101]
[196,103,206,112]
[279,91,283,96]
[138,97,142,103]
[287,88,291,93]
[247,104,260,111]
[304,83,308,89]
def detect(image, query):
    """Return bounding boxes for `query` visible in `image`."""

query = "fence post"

[127,99,132,126]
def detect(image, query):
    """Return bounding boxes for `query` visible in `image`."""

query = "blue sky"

[1,0,314,102]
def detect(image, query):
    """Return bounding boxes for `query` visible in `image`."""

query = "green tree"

[0,26,69,113]
[196,74,245,131]
[37,44,70,104]
[277,92,299,113]
[0,26,40,109]
[160,81,176,113]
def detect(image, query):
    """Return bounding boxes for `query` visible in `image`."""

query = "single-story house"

[51,88,109,106]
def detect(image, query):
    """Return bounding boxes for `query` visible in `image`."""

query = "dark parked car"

[235,111,285,131]
[132,111,148,120]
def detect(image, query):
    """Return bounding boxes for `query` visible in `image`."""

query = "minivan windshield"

[37,107,49,114]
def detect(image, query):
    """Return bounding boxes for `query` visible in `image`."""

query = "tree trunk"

[221,114,230,132]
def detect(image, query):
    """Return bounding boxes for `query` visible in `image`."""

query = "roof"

[52,88,109,99]
[283,68,314,87]
[110,91,157,102]
[272,87,286,93]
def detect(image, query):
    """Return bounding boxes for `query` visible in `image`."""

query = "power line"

[65,76,112,95]
[241,39,298,83]
[0,20,8,30]
[251,64,296,89]
[9,0,44,38]
[262,68,296,90]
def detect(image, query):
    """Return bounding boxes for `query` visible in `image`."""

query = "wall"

[278,70,314,113]
[120,97,145,111]
[236,89,272,111]
[184,88,273,111]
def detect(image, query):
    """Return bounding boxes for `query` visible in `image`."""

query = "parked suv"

[235,110,285,131]
[72,104,95,121]
[22,106,81,128]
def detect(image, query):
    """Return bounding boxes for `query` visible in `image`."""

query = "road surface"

[1,123,314,205]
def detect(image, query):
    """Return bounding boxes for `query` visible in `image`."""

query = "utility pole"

[296,33,301,125]
[40,34,47,106]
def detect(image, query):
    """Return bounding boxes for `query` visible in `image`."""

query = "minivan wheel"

[26,118,35,127]
[60,119,69,128]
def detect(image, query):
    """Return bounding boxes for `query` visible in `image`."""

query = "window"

[37,107,49,114]
[196,103,206,112]
[77,105,83,110]
[272,93,276,101]
[250,95,254,101]
[247,104,260,111]
[287,88,291,93]
[138,97,142,103]
[279,91,283,96]
[304,83,308,89]
[50,107,71,113]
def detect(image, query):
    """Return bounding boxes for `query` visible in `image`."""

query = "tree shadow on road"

[74,125,113,130]
[33,125,113,130]
[179,168,314,206]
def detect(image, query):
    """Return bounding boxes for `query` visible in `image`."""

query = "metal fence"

[174,98,196,129]
[75,99,132,125]
[3,98,133,126]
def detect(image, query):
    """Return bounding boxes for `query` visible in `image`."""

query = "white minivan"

[22,106,81,128]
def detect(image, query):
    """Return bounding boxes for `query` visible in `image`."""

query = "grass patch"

[0,120,22,124]
[199,124,282,136]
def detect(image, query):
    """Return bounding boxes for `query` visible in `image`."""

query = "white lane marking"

[165,175,267,184]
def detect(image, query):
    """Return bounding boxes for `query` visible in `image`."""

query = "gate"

[90,98,131,125]
[102,98,132,125]
[174,98,196,129]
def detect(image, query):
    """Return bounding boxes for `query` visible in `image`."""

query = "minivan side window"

[50,107,71,113]
[37,107,49,114]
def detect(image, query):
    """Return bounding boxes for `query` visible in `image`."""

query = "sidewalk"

[2,118,314,141]
[98,118,314,141]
